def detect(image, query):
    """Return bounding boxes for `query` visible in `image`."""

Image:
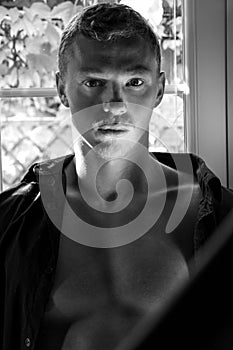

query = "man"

[0,3,233,350]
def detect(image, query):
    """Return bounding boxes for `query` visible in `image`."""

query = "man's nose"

[102,83,127,115]
[102,101,127,115]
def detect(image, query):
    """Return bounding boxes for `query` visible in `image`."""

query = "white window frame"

[184,0,229,187]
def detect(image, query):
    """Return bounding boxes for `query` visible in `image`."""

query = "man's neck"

[69,143,165,210]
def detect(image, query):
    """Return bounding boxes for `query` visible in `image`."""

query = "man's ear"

[154,71,165,109]
[56,71,69,108]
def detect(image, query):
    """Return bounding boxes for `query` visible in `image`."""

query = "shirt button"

[25,337,31,347]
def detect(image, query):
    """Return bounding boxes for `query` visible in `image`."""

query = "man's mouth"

[96,128,128,136]
[98,124,128,131]
[94,121,131,131]
[98,129,127,133]
[93,123,132,138]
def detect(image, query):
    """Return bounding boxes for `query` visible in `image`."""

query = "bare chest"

[35,172,201,349]
[51,229,189,309]
[35,225,191,350]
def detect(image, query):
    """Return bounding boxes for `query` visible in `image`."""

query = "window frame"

[183,0,228,187]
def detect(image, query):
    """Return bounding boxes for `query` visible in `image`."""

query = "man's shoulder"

[21,153,74,181]
[152,151,233,200]
[152,151,212,176]
[1,153,74,196]
[0,154,74,235]
[152,151,233,229]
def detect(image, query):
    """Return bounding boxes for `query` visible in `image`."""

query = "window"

[0,0,184,191]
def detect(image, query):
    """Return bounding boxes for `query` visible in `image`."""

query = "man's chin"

[92,139,135,160]
[81,129,148,160]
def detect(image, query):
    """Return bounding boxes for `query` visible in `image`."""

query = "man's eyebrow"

[78,65,151,75]
[125,65,151,74]
[79,67,103,74]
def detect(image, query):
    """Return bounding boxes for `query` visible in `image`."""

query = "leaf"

[0,49,8,63]
[27,53,57,74]
[8,8,21,23]
[38,53,57,71]
[163,39,176,51]
[50,1,83,25]
[29,2,51,19]
[40,41,52,55]
[23,2,51,21]
[11,19,24,36]
[0,6,8,22]
[19,66,33,87]
[121,0,163,28]
[25,36,44,54]
[21,13,37,35]
[0,78,6,88]
[6,66,18,87]
[33,16,47,34]
[45,22,60,50]
[0,62,8,76]
[50,1,73,18]
[15,41,25,57]
[32,70,41,86]
[165,0,174,7]
[0,0,31,8]
[47,0,59,8]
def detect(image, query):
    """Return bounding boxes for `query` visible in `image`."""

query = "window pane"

[149,93,184,153]
[0,97,72,191]
[160,0,183,84]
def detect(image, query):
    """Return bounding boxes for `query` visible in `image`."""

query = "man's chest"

[35,176,201,349]
[49,230,190,314]
[35,225,191,350]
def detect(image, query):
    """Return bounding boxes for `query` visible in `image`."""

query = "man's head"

[56,3,165,158]
[58,2,162,82]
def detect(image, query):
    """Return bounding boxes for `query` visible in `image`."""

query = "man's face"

[57,34,165,158]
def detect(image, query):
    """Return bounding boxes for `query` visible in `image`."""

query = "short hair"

[58,3,161,80]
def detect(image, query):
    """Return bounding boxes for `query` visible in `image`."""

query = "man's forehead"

[74,33,152,51]
[70,34,156,71]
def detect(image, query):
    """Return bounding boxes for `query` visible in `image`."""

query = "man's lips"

[97,125,129,131]
[94,122,133,131]
[96,129,127,135]
[91,123,133,138]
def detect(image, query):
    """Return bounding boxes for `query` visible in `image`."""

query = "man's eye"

[126,78,144,87]
[84,80,105,87]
